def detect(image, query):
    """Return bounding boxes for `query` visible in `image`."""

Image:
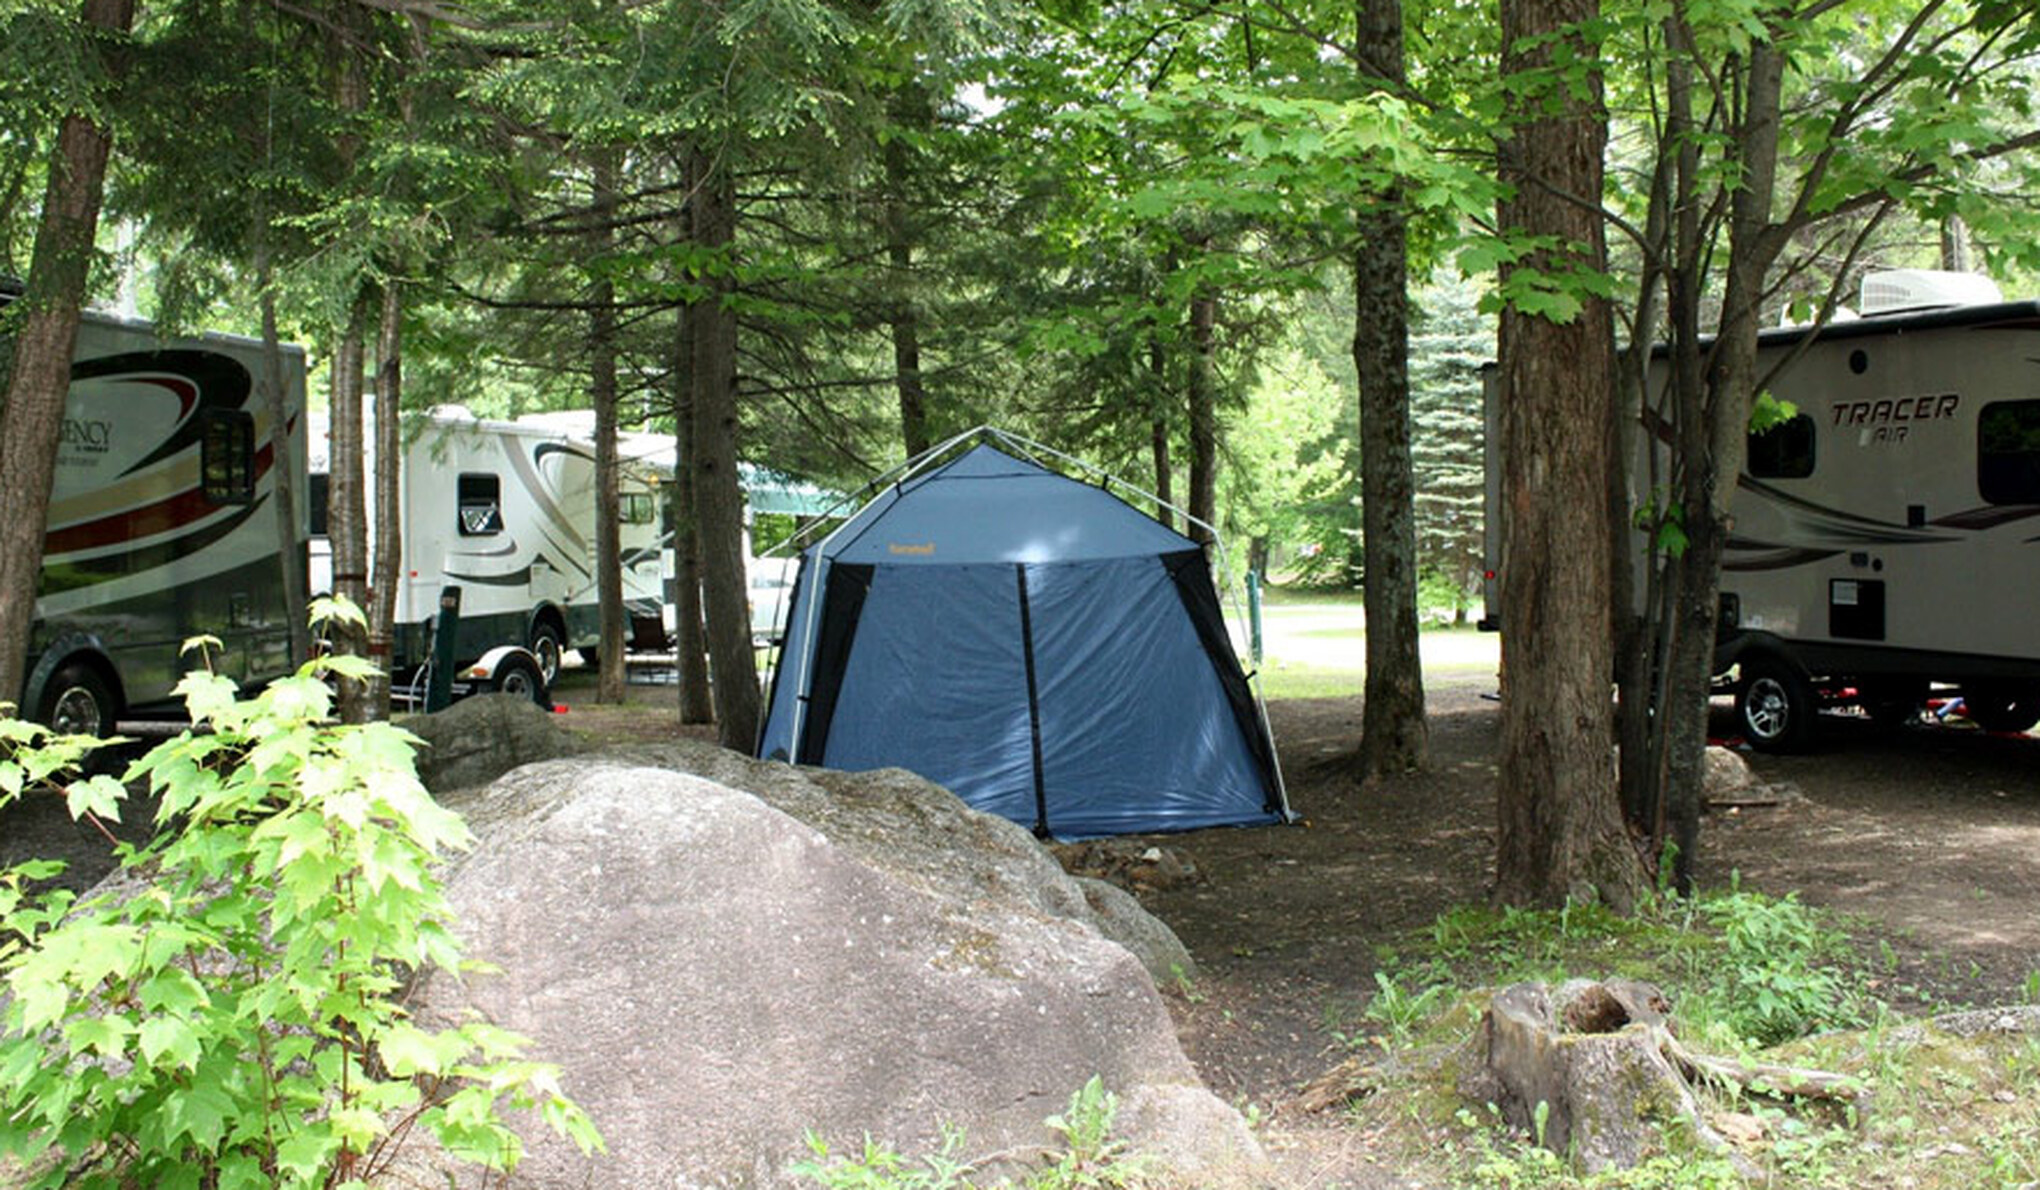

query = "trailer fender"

[20,634,123,729]
[1711,628,1792,679]
[457,645,553,709]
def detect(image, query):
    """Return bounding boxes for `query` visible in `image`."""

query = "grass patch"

[1253,663,1356,701]
[1257,583,1363,606]
[1328,882,2037,1189]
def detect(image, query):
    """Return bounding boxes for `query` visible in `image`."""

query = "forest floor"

[5,641,2039,1187]
[539,647,2040,1187]
[1118,681,2040,1186]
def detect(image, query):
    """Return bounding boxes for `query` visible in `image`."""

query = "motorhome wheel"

[490,654,552,709]
[39,665,114,738]
[1738,655,1816,752]
[528,622,563,685]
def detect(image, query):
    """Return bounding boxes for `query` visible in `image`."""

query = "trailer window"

[620,491,654,525]
[1978,401,2040,504]
[457,473,503,535]
[200,410,256,504]
[1747,413,1815,479]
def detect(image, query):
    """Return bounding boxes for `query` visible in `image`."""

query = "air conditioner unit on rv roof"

[1858,269,2002,315]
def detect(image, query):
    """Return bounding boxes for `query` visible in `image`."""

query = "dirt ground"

[4,668,2038,1186]
[1132,685,2040,1104]
[1115,682,2040,1185]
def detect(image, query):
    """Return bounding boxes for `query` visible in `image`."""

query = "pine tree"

[1407,271,1490,622]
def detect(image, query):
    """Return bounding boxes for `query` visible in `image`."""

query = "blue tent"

[756,438,1289,839]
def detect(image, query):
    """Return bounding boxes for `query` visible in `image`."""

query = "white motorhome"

[1483,269,2040,750]
[12,297,310,735]
[309,405,666,698]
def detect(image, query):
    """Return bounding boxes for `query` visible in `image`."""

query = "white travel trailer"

[1483,270,2040,750]
[13,297,310,735]
[309,405,666,700]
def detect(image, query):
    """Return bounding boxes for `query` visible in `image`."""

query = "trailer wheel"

[1962,685,2040,734]
[1738,655,1816,752]
[528,622,563,686]
[38,664,116,739]
[489,653,552,710]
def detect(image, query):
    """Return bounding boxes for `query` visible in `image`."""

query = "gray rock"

[416,760,1262,1188]
[403,694,590,794]
[1702,746,1802,806]
[1072,875,1196,986]
[582,741,1196,984]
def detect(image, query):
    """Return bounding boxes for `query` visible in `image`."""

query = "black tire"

[1961,685,2040,734]
[489,653,552,709]
[528,621,563,686]
[1737,654,1817,752]
[38,663,116,739]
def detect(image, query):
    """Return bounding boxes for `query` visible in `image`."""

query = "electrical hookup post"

[425,586,462,713]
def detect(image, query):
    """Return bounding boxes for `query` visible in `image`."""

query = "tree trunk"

[1149,300,1175,531]
[1940,215,1970,273]
[1659,43,1789,895]
[254,235,309,667]
[591,153,627,704]
[329,305,372,724]
[687,149,761,749]
[1186,284,1218,546]
[1614,16,1687,853]
[368,282,403,720]
[884,132,931,458]
[672,305,714,724]
[1354,0,1427,778]
[327,24,372,723]
[1492,0,1644,911]
[0,0,135,710]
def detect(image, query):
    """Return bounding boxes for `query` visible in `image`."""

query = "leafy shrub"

[0,620,599,1188]
[1701,882,1859,1046]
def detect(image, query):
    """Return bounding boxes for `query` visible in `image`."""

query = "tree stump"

[1464,979,1746,1174]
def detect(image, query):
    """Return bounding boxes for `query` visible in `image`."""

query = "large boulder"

[593,740,1196,984]
[415,755,1260,1188]
[402,694,590,794]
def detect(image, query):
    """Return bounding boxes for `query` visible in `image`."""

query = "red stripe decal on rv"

[44,439,275,555]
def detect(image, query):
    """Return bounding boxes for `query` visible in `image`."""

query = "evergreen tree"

[1407,270,1489,621]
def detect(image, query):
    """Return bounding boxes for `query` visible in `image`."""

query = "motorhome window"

[308,473,329,536]
[457,473,504,535]
[1747,414,1815,479]
[1978,401,2040,504]
[620,491,654,524]
[200,410,255,504]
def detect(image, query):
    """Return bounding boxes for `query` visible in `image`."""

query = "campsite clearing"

[5,641,2038,1186]
[535,650,2040,1116]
